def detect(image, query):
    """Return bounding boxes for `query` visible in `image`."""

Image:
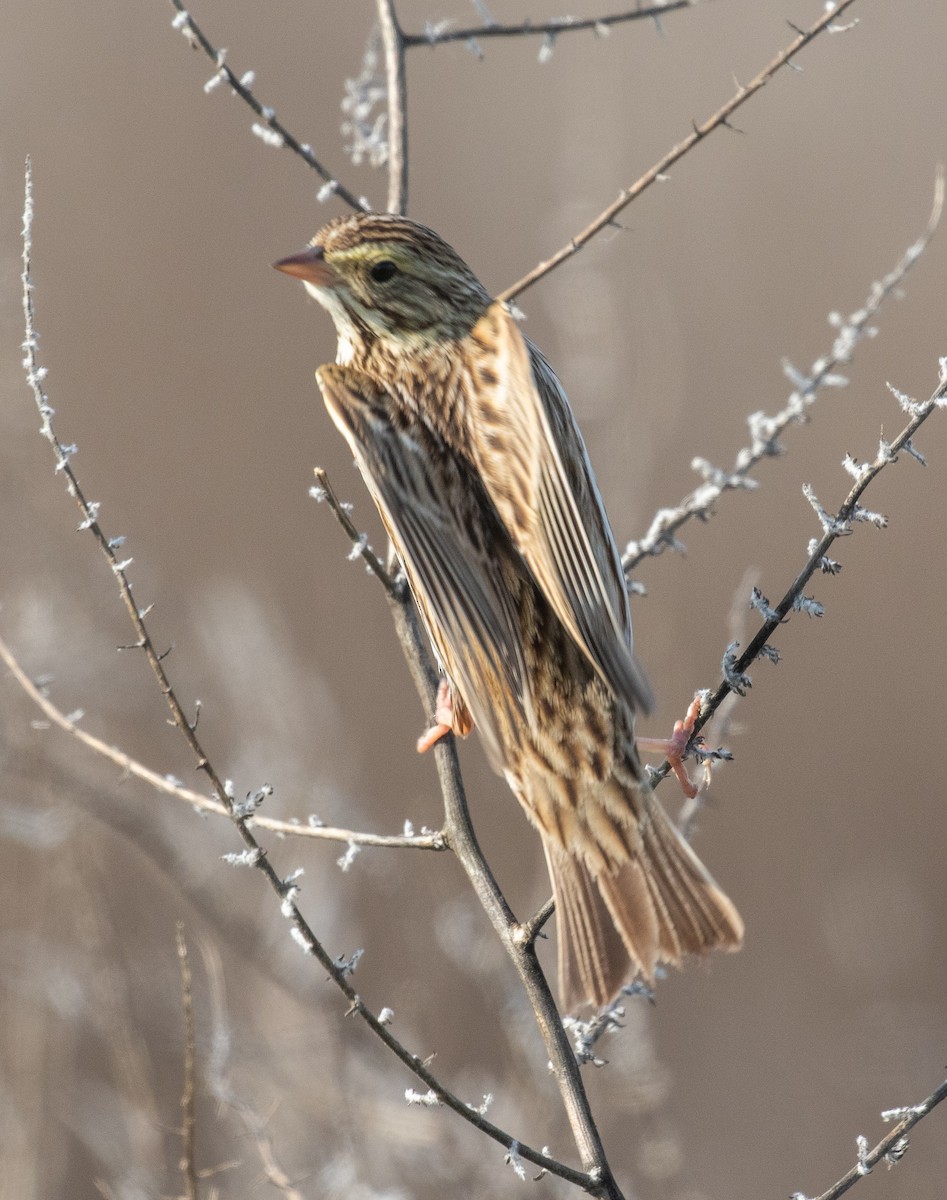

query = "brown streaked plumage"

[275,212,743,1011]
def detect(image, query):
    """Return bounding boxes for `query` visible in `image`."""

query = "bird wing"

[317,363,529,766]
[464,301,653,714]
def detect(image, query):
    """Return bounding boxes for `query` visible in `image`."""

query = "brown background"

[3,2,947,1197]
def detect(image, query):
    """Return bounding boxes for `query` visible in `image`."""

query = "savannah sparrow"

[275,213,743,1011]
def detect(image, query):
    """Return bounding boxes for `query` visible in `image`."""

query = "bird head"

[274,213,491,361]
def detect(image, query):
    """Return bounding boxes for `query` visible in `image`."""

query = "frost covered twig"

[623,172,944,569]
[311,467,401,595]
[0,632,445,850]
[651,361,947,789]
[405,2,704,49]
[499,0,860,301]
[167,0,367,211]
[797,1076,947,1200]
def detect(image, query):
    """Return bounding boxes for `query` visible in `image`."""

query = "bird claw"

[416,678,473,753]
[637,694,703,799]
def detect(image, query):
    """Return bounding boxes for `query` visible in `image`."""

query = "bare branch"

[650,363,947,789]
[0,634,446,849]
[802,1077,947,1200]
[312,468,401,595]
[176,925,200,1200]
[319,443,633,1199]
[623,170,944,570]
[0,496,431,855]
[405,2,704,47]
[498,0,860,301]
[377,0,408,214]
[166,0,367,212]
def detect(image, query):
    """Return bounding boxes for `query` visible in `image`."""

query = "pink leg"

[417,679,473,753]
[636,694,703,799]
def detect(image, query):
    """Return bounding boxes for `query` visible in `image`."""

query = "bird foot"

[417,679,473,753]
[637,694,703,799]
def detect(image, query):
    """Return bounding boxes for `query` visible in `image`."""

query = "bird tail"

[542,790,743,1013]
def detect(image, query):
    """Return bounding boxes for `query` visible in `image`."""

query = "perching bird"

[275,213,743,1011]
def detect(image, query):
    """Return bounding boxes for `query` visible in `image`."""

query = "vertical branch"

[377,0,408,214]
[176,923,199,1200]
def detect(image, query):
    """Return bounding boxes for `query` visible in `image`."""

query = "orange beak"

[272,245,337,287]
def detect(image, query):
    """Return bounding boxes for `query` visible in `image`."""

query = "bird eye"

[369,259,398,283]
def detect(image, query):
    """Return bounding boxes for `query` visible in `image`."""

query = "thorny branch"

[0,633,445,849]
[404,1,705,47]
[498,0,860,301]
[311,467,400,595]
[18,160,591,1194]
[623,171,944,570]
[166,0,367,212]
[800,1077,947,1200]
[651,364,947,788]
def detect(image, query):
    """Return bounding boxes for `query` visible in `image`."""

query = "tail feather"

[546,842,648,1009]
[544,792,743,1013]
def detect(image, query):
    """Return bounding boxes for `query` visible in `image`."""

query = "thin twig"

[377,0,408,215]
[623,171,944,570]
[404,2,704,46]
[166,0,367,212]
[0,633,442,850]
[498,0,860,301]
[652,364,947,787]
[674,566,756,836]
[20,158,594,1196]
[312,467,401,595]
[176,924,200,1200]
[804,1077,947,1200]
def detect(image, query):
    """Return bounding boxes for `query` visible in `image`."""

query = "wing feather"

[317,363,528,764]
[466,302,653,714]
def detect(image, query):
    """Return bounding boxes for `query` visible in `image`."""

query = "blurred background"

[2,1,947,1197]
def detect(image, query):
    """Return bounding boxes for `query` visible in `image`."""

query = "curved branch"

[498,0,860,301]
[0,633,445,850]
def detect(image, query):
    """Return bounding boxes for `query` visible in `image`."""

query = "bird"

[274,212,743,1012]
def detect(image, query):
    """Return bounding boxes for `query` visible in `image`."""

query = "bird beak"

[272,245,337,287]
